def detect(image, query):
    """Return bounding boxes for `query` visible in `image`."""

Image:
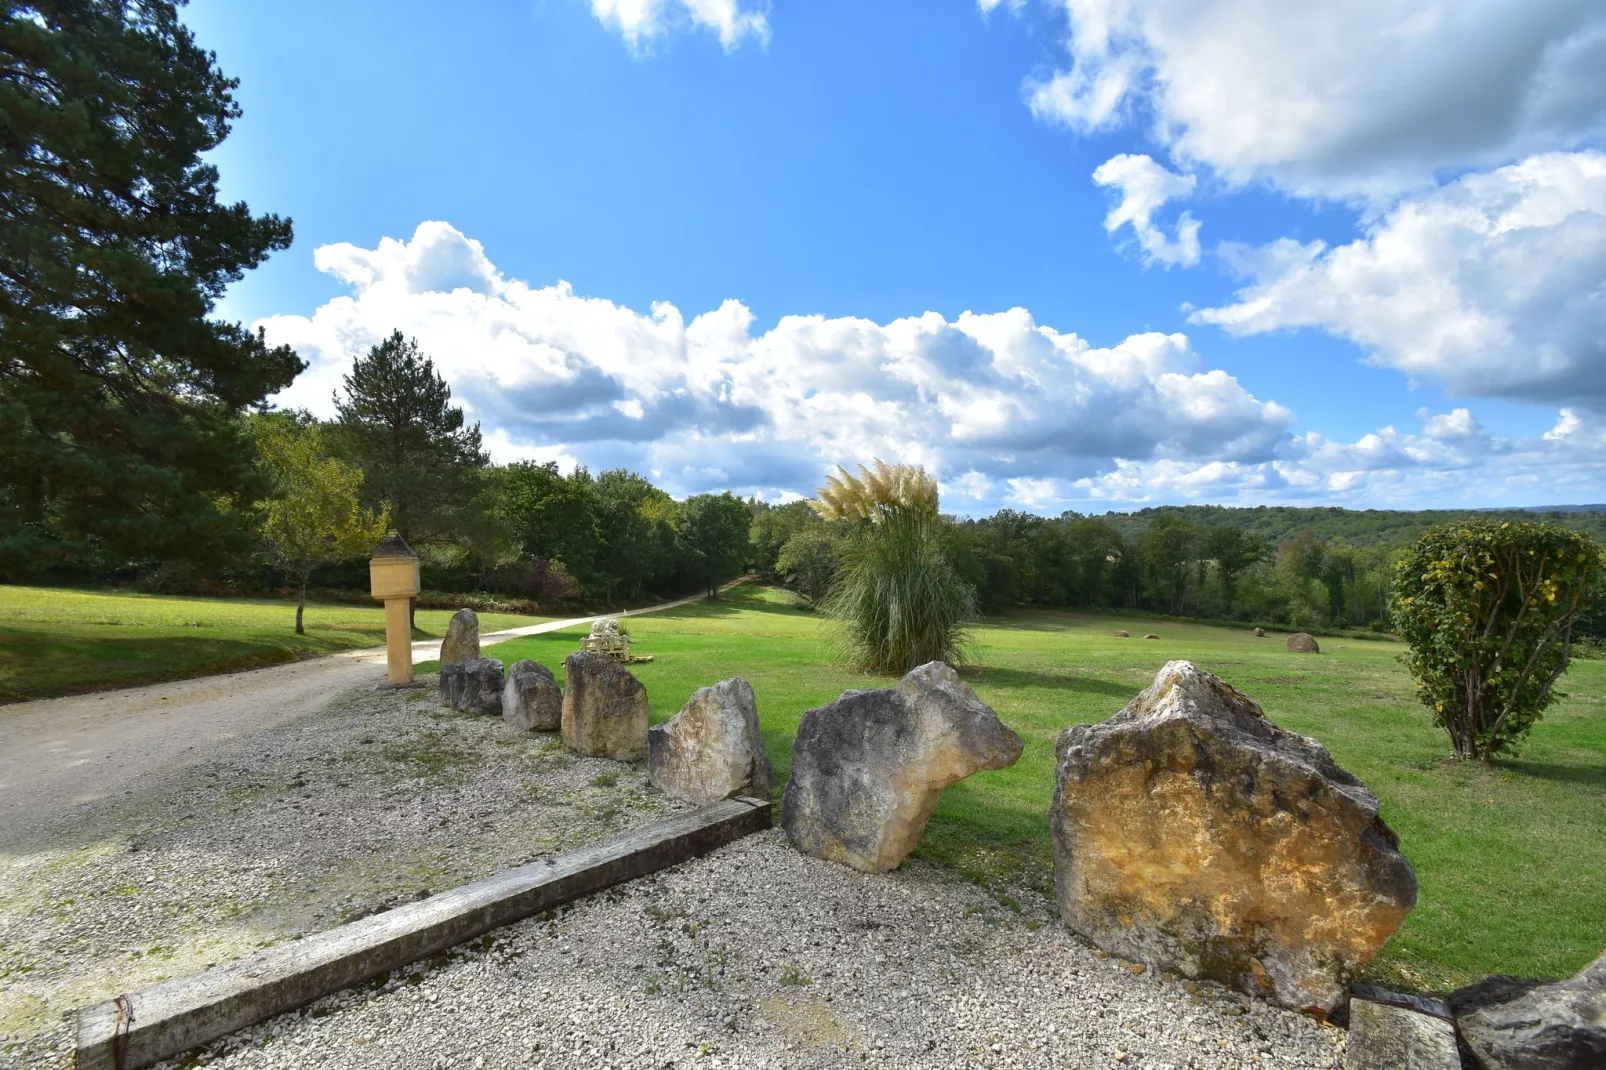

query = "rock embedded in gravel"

[561,651,649,762]
[1452,950,1606,1069]
[441,657,505,715]
[1051,659,1417,1017]
[649,676,773,805]
[440,608,481,666]
[781,661,1024,873]
[1287,631,1320,653]
[502,659,561,731]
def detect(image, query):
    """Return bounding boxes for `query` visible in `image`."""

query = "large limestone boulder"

[1451,951,1606,1069]
[561,651,649,761]
[1051,660,1416,1016]
[440,657,504,715]
[648,676,773,805]
[1287,632,1320,653]
[781,661,1024,874]
[440,608,480,666]
[502,659,561,731]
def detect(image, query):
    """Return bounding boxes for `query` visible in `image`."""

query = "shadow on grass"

[966,665,1137,700]
[1498,760,1606,788]
[914,788,1056,900]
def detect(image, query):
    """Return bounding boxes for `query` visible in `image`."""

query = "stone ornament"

[781,661,1024,874]
[1051,660,1416,1016]
[649,677,773,805]
[562,651,649,761]
[439,657,504,715]
[502,659,561,731]
[440,608,480,667]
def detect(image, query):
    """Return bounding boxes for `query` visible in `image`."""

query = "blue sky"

[188,0,1606,512]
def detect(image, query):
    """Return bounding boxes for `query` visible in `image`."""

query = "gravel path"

[0,681,687,1068]
[128,831,1346,1070]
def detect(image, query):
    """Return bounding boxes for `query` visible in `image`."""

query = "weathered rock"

[561,651,649,761]
[1113,630,1130,638]
[1346,994,1461,1069]
[648,677,773,805]
[1051,660,1416,1016]
[439,657,504,715]
[1452,951,1606,1069]
[440,608,480,666]
[1288,632,1320,653]
[1143,633,1160,640]
[781,661,1024,873]
[1254,627,1267,637]
[502,659,561,731]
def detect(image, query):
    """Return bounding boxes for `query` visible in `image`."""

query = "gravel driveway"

[0,681,687,1069]
[137,831,1346,1070]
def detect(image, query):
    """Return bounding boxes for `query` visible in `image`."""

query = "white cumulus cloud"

[259,223,1606,509]
[589,0,770,52]
[1193,152,1606,407]
[1091,153,1200,266]
[260,222,1295,506]
[1021,0,1606,200]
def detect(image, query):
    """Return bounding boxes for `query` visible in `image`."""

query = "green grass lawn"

[477,583,1606,994]
[0,585,545,704]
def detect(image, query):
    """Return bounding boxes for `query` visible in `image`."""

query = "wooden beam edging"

[75,796,773,1070]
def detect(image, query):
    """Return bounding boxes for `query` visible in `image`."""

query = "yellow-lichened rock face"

[1052,661,1416,1017]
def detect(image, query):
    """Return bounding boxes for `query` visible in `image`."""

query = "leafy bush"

[774,526,841,606]
[1392,520,1598,762]
[813,461,975,673]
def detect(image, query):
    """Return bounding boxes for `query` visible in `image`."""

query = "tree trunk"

[296,577,307,636]
[409,596,416,635]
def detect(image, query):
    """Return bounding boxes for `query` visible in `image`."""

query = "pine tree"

[332,331,488,549]
[0,1,302,577]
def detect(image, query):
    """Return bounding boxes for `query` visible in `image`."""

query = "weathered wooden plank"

[76,796,772,1070]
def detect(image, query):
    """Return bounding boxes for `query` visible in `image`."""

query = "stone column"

[369,533,421,687]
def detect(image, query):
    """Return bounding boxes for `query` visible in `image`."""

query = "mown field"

[474,584,1606,994]
[0,585,543,704]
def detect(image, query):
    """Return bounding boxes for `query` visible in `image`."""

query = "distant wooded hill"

[1084,505,1606,548]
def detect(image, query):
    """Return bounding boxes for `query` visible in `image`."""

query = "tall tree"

[332,331,488,548]
[589,469,676,605]
[496,461,598,586]
[678,492,752,599]
[256,420,388,635]
[0,1,302,576]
